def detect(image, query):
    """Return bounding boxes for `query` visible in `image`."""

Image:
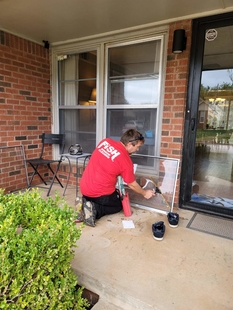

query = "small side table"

[61,153,91,198]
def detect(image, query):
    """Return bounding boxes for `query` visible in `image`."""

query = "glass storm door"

[191,25,233,210]
[180,12,233,217]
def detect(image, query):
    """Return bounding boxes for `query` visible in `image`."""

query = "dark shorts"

[83,190,122,219]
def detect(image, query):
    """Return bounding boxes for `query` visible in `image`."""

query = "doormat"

[187,213,233,240]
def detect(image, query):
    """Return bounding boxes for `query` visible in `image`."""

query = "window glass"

[58,51,97,153]
[109,41,159,76]
[59,81,97,106]
[59,53,96,81]
[110,78,159,105]
[108,40,160,106]
[107,108,156,154]
[60,109,96,153]
[106,39,161,163]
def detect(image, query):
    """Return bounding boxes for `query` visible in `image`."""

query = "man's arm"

[127,180,155,199]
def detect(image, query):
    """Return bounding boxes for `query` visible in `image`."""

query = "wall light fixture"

[172,29,187,54]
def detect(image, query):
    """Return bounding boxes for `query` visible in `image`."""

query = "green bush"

[0,189,89,310]
[196,129,233,143]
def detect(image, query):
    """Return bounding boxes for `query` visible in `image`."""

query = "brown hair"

[120,129,145,146]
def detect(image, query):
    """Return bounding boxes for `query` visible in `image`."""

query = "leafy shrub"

[0,189,89,310]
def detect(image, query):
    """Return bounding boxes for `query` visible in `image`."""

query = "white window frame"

[104,36,165,157]
[51,25,168,160]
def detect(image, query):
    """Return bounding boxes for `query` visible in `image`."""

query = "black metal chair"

[26,133,65,196]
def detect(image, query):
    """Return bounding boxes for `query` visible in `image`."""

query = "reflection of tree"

[199,74,233,130]
[228,69,233,84]
[199,84,210,100]
[201,82,233,94]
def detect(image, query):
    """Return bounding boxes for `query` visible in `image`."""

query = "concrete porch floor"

[40,184,233,310]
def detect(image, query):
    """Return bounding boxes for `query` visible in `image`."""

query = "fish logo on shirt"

[97,141,120,161]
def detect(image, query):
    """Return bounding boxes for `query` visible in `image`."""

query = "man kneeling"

[78,129,155,227]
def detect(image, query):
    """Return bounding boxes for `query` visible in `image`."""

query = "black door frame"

[179,11,233,219]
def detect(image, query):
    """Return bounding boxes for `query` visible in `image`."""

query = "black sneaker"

[83,198,96,227]
[152,221,165,241]
[167,212,179,228]
[74,210,85,223]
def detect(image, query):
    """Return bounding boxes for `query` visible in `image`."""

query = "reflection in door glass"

[192,64,233,208]
[192,25,233,209]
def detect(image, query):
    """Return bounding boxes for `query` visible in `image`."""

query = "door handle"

[191,118,195,131]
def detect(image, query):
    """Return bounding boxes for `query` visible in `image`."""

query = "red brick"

[0,31,51,193]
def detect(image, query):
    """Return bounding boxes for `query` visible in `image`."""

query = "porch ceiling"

[0,0,233,45]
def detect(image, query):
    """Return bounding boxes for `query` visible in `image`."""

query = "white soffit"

[0,0,233,44]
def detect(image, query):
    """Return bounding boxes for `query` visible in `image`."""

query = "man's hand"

[143,189,156,199]
[127,180,156,199]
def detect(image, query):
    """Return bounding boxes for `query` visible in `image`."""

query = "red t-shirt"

[80,138,135,197]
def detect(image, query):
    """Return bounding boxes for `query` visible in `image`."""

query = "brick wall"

[163,20,192,208]
[0,31,52,192]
